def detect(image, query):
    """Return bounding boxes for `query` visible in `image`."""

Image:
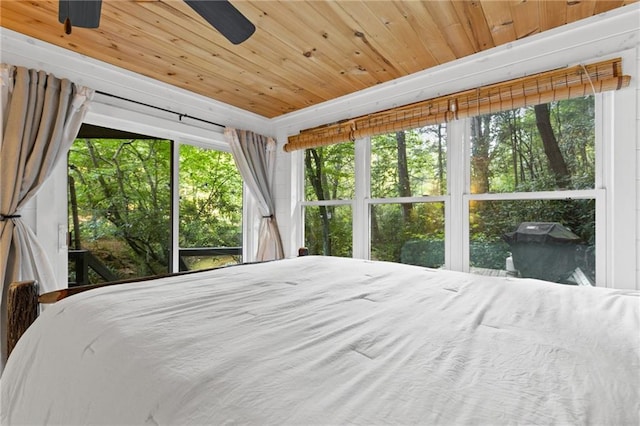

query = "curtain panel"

[225,128,284,262]
[0,64,93,366]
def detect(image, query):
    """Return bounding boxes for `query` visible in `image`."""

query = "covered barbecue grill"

[503,222,582,283]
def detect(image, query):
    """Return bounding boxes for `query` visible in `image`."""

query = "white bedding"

[1,256,639,425]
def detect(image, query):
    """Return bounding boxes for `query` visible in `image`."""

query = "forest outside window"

[301,94,602,285]
[470,97,595,194]
[303,143,355,256]
[178,145,243,271]
[369,125,447,267]
[468,96,597,284]
[67,125,243,286]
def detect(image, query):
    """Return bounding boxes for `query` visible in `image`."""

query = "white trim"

[301,199,353,207]
[366,196,448,204]
[85,98,228,150]
[448,120,467,271]
[353,138,370,259]
[604,49,638,288]
[466,191,600,201]
[170,143,180,273]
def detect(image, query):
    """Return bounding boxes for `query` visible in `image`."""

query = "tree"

[470,115,492,193]
[534,103,570,188]
[68,137,243,280]
[396,131,413,220]
[305,148,332,255]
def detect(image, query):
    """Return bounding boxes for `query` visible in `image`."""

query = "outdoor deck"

[470,267,510,277]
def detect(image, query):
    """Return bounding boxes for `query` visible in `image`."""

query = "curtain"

[0,64,93,366]
[225,128,284,262]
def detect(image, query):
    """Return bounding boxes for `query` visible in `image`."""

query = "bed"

[1,255,639,425]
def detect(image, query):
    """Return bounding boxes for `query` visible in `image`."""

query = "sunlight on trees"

[304,96,596,283]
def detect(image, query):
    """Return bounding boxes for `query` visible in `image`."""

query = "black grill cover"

[503,222,582,283]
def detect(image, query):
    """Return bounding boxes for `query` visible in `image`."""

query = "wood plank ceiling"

[1,0,636,118]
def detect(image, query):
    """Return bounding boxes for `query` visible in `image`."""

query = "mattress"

[2,256,639,425]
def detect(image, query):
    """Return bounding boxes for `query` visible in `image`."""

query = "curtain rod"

[95,90,225,129]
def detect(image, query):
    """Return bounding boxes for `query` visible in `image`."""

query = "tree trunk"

[471,115,491,193]
[305,149,331,255]
[396,131,412,220]
[436,124,445,194]
[534,103,570,188]
[508,112,519,188]
[68,173,82,249]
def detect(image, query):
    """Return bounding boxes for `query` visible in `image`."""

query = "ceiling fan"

[58,0,256,45]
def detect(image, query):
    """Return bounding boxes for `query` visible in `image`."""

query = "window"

[469,97,595,193]
[302,143,354,256]
[67,124,243,285]
[369,126,447,267]
[178,144,243,270]
[302,96,602,286]
[467,96,598,284]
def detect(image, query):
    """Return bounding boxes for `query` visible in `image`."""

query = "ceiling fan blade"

[184,0,255,45]
[58,0,102,29]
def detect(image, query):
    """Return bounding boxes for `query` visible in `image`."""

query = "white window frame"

[301,94,609,286]
[459,94,605,285]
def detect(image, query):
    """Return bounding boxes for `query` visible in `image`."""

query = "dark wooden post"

[7,280,38,357]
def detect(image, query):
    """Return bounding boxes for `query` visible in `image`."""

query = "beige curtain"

[0,64,93,367]
[225,128,284,262]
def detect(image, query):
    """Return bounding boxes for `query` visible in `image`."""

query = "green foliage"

[69,138,172,277]
[304,143,355,201]
[68,138,242,281]
[179,145,242,248]
[304,205,352,257]
[400,240,444,268]
[371,202,445,264]
[304,97,596,278]
[371,125,447,198]
[471,96,595,193]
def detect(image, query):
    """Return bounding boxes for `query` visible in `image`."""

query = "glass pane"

[371,125,447,198]
[470,199,595,285]
[68,138,171,284]
[179,145,243,270]
[470,96,595,193]
[304,205,352,257]
[304,143,355,201]
[371,202,445,268]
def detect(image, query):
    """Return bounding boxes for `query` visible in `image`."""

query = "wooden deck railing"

[69,247,242,286]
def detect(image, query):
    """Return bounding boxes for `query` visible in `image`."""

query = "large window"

[302,143,354,256]
[467,96,597,284]
[302,96,602,286]
[67,125,242,285]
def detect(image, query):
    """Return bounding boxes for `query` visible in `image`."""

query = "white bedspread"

[2,256,639,425]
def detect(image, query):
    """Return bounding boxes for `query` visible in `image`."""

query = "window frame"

[301,94,608,286]
[65,127,246,282]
